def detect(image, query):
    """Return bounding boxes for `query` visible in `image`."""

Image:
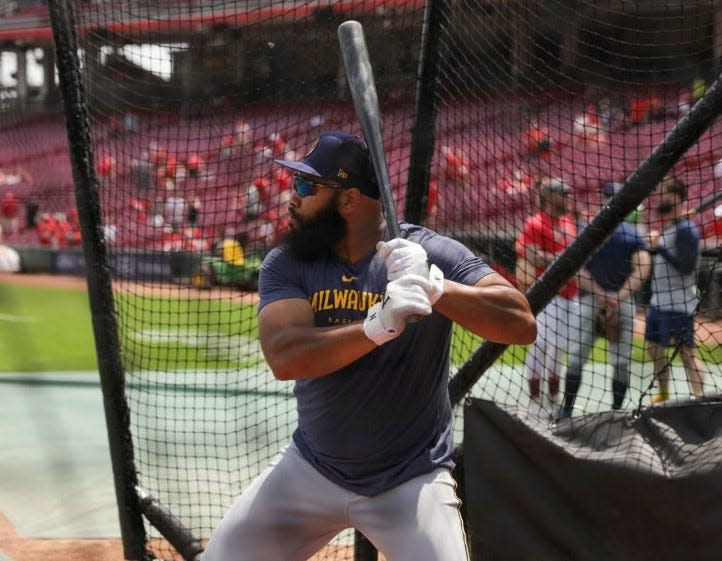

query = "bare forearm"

[434,279,536,344]
[262,324,376,381]
[618,251,651,302]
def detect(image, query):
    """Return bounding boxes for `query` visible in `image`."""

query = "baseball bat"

[690,189,722,216]
[338,20,400,239]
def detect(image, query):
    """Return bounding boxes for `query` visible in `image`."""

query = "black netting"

[18,1,722,559]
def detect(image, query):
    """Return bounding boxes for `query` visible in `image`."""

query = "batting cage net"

[34,0,722,560]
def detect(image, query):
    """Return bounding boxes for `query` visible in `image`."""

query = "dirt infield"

[0,515,124,561]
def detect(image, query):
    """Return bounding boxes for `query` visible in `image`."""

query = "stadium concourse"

[2,91,722,257]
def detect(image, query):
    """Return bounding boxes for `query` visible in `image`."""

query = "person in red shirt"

[37,213,59,248]
[97,153,117,184]
[522,121,552,159]
[220,133,235,159]
[573,103,606,146]
[516,177,580,419]
[186,153,205,179]
[0,191,20,235]
[440,145,470,186]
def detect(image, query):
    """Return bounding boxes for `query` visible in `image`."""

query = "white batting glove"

[363,274,433,345]
[376,238,445,305]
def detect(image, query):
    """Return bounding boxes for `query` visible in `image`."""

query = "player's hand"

[377,238,428,279]
[363,274,433,345]
[376,238,444,304]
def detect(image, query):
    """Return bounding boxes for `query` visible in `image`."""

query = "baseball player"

[559,182,651,418]
[515,177,580,419]
[201,131,536,561]
[646,177,705,403]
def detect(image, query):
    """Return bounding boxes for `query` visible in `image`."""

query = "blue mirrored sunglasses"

[292,175,342,198]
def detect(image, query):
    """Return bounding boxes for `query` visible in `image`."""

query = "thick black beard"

[282,197,347,261]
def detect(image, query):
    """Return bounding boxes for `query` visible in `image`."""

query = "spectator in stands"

[235,118,253,146]
[164,152,179,184]
[123,111,139,134]
[103,224,118,245]
[182,226,209,252]
[272,168,292,192]
[131,151,153,191]
[516,177,580,419]
[268,132,286,158]
[164,195,186,230]
[498,168,533,198]
[220,132,235,159]
[1,191,21,235]
[267,169,292,212]
[645,177,706,403]
[0,168,31,186]
[522,121,552,159]
[186,153,205,179]
[107,114,122,138]
[160,226,183,252]
[627,91,663,126]
[440,145,470,187]
[150,143,167,167]
[677,89,692,118]
[573,103,607,147]
[559,182,651,418]
[597,97,618,132]
[53,212,72,248]
[149,198,165,228]
[187,195,202,229]
[97,153,117,184]
[37,212,58,248]
[247,176,268,219]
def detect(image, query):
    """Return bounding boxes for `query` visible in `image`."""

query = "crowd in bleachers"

[1,82,722,254]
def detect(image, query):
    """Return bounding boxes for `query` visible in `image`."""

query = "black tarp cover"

[463,397,722,561]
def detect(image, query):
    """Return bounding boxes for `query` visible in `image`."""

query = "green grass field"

[1,280,719,373]
[0,282,259,373]
[0,283,97,372]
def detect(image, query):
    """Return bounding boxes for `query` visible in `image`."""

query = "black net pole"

[405,0,447,225]
[354,532,378,561]
[449,67,722,406]
[47,1,148,559]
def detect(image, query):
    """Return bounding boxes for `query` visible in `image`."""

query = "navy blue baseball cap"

[275,131,379,199]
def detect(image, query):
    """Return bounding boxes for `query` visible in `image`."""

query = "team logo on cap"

[337,169,348,179]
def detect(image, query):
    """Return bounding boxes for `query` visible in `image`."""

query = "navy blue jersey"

[584,221,646,292]
[650,217,700,314]
[258,222,493,496]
